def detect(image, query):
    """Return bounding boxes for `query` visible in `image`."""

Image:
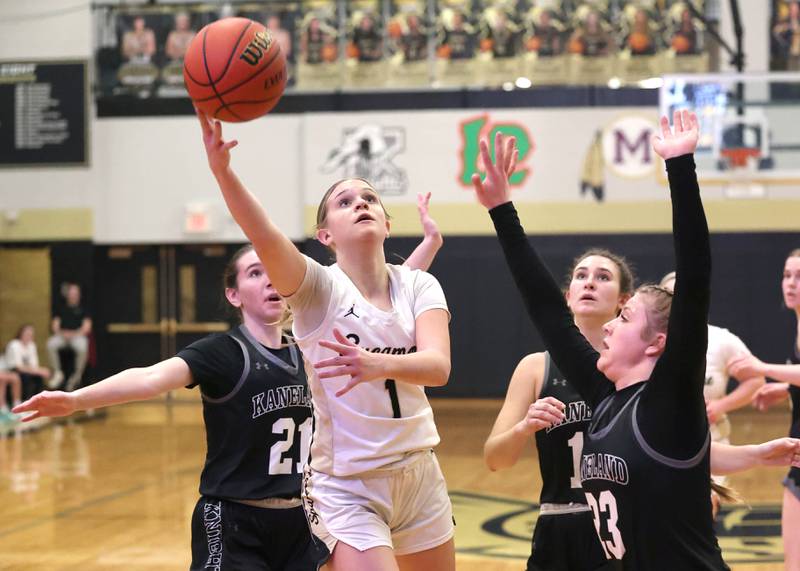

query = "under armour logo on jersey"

[552,378,568,387]
[255,361,269,371]
[344,304,360,318]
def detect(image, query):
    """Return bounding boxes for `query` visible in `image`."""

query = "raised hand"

[315,329,385,397]
[516,396,566,436]
[12,391,77,422]
[754,437,800,468]
[753,382,790,412]
[651,109,699,160]
[416,192,441,242]
[472,131,519,210]
[728,354,767,380]
[197,109,238,175]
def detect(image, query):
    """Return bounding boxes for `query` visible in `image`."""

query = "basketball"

[672,34,691,54]
[628,31,651,53]
[568,37,584,54]
[183,17,287,123]
[526,36,542,52]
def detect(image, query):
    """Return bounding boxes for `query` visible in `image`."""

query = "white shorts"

[301,449,454,556]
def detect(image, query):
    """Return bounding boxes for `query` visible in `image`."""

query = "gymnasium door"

[94,245,237,399]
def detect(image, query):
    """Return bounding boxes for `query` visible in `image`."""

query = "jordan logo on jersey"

[344,303,360,318]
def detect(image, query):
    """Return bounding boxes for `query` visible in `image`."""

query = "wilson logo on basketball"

[239,31,274,66]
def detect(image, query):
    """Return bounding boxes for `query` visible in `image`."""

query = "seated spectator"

[302,16,338,64]
[438,9,476,60]
[266,14,293,61]
[568,8,613,56]
[622,7,660,56]
[6,324,50,400]
[122,15,156,63]
[481,10,521,59]
[398,13,428,62]
[668,3,701,55]
[525,8,564,56]
[47,283,92,392]
[350,13,383,62]
[165,11,196,62]
[0,364,22,425]
[773,1,800,70]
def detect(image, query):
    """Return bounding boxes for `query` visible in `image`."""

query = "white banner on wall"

[301,108,800,235]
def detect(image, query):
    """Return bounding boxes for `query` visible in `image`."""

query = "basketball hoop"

[720,147,761,169]
[719,147,765,199]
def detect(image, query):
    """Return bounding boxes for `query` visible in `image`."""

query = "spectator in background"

[773,1,800,70]
[525,8,563,56]
[623,7,659,56]
[122,15,156,63]
[47,283,92,392]
[302,16,338,64]
[6,324,50,400]
[165,11,195,62]
[266,14,293,60]
[568,8,612,56]
[0,364,22,425]
[669,4,701,56]
[438,9,475,60]
[482,10,520,59]
[399,13,428,62]
[351,13,383,62]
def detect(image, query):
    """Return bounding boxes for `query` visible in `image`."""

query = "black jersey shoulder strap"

[632,396,710,468]
[237,324,300,375]
[589,383,646,439]
[540,351,553,396]
[202,333,251,405]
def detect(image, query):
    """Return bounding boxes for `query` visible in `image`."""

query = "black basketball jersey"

[789,348,800,440]
[535,353,592,505]
[580,384,728,570]
[191,326,312,500]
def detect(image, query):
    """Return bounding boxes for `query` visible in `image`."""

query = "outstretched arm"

[198,111,306,296]
[12,358,191,421]
[730,354,800,388]
[404,192,443,272]
[710,438,800,475]
[475,132,612,406]
[640,110,710,458]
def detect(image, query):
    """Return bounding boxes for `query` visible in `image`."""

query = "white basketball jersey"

[705,324,750,442]
[293,261,448,477]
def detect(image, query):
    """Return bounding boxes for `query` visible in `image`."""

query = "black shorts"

[785,467,800,502]
[190,497,329,571]
[527,509,614,571]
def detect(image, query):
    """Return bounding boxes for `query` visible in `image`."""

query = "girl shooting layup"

[196,110,467,571]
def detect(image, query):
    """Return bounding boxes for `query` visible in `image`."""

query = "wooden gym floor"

[0,398,792,570]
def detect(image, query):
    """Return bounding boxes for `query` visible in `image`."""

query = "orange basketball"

[321,43,338,62]
[346,42,360,59]
[628,31,651,52]
[671,34,691,54]
[526,36,542,52]
[568,37,584,54]
[388,20,403,39]
[183,17,287,123]
[480,38,494,52]
[437,44,452,59]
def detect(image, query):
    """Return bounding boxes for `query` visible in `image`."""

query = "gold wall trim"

[0,208,93,240]
[306,200,800,236]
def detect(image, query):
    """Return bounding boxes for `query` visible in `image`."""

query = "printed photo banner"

[300,107,800,236]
